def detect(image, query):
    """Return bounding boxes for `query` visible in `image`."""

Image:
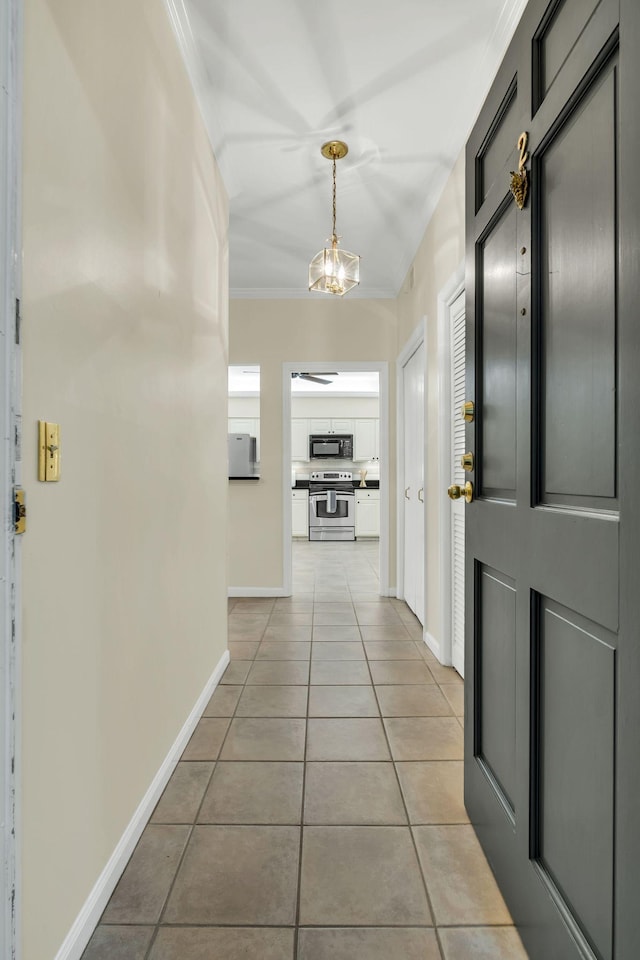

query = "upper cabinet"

[354,419,379,461]
[309,418,355,434]
[292,419,309,461]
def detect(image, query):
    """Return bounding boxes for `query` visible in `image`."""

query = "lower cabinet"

[292,488,309,537]
[355,488,380,537]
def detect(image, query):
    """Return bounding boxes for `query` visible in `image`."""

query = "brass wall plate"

[38,421,61,481]
[13,487,26,534]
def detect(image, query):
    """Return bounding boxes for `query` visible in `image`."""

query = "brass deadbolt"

[461,401,474,422]
[448,481,473,503]
[461,452,474,472]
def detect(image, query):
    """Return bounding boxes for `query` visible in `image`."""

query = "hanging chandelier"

[308,140,360,296]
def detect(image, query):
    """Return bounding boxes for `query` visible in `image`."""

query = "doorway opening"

[282,362,390,597]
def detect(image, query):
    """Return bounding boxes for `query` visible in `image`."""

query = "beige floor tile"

[364,640,422,660]
[314,591,352,602]
[370,660,435,684]
[247,660,310,685]
[228,611,270,625]
[221,661,252,684]
[263,624,312,642]
[102,825,190,924]
[164,825,299,925]
[310,661,371,685]
[257,641,311,660]
[349,592,386,602]
[354,603,404,625]
[220,718,306,761]
[273,600,313,613]
[182,718,230,761]
[312,625,361,642]
[396,761,469,824]
[304,762,406,824]
[233,600,276,614]
[236,685,308,717]
[376,684,452,717]
[151,762,213,824]
[384,717,464,761]
[313,610,358,625]
[228,640,259,660]
[440,683,464,716]
[311,641,365,660]
[199,762,303,824]
[308,685,379,717]
[306,718,390,761]
[150,927,294,960]
[428,662,463,684]
[359,623,411,642]
[299,826,431,925]
[439,926,528,959]
[297,928,440,960]
[269,612,314,626]
[414,825,512,924]
[202,684,242,717]
[82,926,153,960]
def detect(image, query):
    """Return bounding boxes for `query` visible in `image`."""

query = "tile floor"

[83,541,528,959]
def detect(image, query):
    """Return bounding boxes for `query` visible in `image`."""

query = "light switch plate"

[38,421,60,481]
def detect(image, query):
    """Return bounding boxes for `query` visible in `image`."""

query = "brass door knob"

[448,481,473,503]
[461,452,474,472]
[461,401,474,422]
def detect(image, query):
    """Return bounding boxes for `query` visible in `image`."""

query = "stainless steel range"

[308,471,355,541]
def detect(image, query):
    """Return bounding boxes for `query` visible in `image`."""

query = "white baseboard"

[228,587,288,597]
[426,630,452,666]
[54,649,230,960]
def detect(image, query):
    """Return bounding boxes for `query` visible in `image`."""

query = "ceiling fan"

[291,372,338,385]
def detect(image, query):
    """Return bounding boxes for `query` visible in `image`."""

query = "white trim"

[228,587,288,598]
[231,287,396,301]
[425,630,443,662]
[53,650,230,960]
[0,1,21,957]
[396,319,427,608]
[437,263,465,668]
[282,361,390,598]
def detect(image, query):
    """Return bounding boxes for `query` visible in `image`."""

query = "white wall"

[396,151,465,652]
[229,298,397,591]
[21,1,229,957]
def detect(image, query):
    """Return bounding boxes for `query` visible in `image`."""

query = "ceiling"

[172,0,527,299]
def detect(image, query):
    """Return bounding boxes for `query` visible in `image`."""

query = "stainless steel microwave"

[309,434,353,459]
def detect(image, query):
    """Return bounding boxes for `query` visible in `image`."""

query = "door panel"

[477,565,516,814]
[540,66,617,503]
[464,0,636,957]
[480,205,518,498]
[535,598,615,960]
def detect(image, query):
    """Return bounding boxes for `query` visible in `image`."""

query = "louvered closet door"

[450,290,465,676]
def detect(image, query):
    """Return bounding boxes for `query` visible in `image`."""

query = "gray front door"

[463,0,640,957]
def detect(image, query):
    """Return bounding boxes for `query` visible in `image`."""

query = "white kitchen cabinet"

[354,419,380,461]
[291,419,310,460]
[355,488,380,537]
[229,417,260,461]
[309,418,354,434]
[292,488,309,537]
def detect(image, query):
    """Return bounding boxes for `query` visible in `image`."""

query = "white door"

[403,342,425,623]
[450,291,465,676]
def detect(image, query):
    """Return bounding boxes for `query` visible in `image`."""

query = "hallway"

[82,543,527,959]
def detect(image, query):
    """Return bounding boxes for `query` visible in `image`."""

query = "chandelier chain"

[332,157,337,242]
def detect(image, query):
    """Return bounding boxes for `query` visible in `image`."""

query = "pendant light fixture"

[308,140,360,296]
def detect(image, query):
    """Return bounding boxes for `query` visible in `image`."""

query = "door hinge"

[14,299,20,345]
[13,487,25,534]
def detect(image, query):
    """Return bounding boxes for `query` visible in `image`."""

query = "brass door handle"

[418,488,424,502]
[405,487,410,500]
[448,482,473,503]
